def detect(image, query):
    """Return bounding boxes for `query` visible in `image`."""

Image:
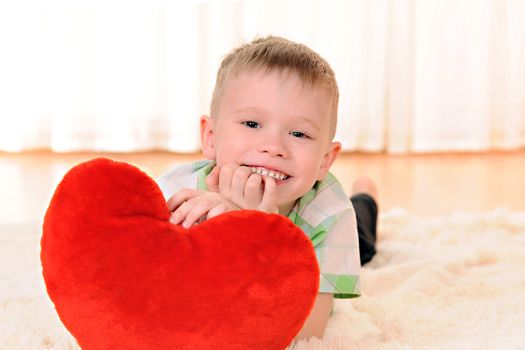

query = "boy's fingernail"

[182,220,191,229]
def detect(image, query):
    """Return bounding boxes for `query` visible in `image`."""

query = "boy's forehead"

[224,71,326,107]
[229,66,306,86]
[225,67,330,101]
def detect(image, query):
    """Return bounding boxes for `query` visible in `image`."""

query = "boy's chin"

[277,200,299,216]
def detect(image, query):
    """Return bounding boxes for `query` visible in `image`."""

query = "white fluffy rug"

[2,208,525,349]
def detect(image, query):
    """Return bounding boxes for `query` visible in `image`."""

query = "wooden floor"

[0,151,524,223]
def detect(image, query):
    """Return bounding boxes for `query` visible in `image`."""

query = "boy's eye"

[291,131,309,139]
[242,121,259,128]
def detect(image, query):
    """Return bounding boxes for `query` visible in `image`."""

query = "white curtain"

[0,0,524,153]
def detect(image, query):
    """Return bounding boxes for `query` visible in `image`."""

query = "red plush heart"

[41,158,319,349]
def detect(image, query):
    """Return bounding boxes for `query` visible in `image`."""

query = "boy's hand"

[167,189,239,228]
[206,164,278,214]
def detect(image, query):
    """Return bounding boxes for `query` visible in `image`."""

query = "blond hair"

[210,36,339,139]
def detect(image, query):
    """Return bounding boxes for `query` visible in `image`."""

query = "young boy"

[157,36,378,342]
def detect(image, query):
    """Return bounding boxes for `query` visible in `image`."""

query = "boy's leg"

[350,178,379,265]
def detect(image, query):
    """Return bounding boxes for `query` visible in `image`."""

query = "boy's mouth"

[245,165,290,181]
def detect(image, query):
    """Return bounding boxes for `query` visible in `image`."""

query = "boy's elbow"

[293,293,334,343]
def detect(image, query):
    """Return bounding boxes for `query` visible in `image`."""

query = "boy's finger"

[244,173,263,208]
[260,176,278,213]
[218,164,235,198]
[230,166,253,206]
[169,200,193,225]
[179,198,212,228]
[167,189,203,211]
[206,203,227,219]
[205,166,221,192]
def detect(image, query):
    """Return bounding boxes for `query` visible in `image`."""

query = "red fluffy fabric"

[41,158,319,349]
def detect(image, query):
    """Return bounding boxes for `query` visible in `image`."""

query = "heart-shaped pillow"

[41,158,319,349]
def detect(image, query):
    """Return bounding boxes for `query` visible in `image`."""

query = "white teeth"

[250,167,288,180]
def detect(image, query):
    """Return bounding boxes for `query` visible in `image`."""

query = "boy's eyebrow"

[233,106,321,132]
[296,116,321,132]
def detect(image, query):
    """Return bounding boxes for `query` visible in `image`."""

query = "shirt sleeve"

[291,174,361,298]
[156,160,210,200]
[316,207,361,298]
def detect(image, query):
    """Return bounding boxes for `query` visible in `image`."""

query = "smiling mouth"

[245,166,290,181]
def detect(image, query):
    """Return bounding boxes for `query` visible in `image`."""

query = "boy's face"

[201,68,341,214]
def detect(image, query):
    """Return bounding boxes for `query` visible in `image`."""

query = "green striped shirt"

[157,160,361,298]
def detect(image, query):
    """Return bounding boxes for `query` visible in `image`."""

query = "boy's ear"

[317,141,341,181]
[200,115,216,160]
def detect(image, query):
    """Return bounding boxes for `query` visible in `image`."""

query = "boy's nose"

[256,135,288,158]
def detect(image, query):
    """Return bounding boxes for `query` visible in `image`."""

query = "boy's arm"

[293,293,333,342]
